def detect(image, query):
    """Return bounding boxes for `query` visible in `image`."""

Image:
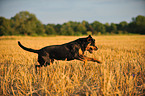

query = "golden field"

[0,35,145,96]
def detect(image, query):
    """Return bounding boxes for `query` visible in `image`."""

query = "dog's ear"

[87,35,92,41]
[88,35,92,38]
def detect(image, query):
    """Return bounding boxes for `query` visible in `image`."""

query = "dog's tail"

[18,41,39,53]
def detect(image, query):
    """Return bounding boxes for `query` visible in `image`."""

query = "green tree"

[64,21,78,33]
[1,11,145,36]
[76,23,87,35]
[117,21,128,34]
[54,24,61,35]
[0,17,14,36]
[104,23,110,34]
[91,21,106,35]
[60,23,74,35]
[45,24,56,35]
[11,11,45,36]
[128,15,145,34]
[110,23,117,34]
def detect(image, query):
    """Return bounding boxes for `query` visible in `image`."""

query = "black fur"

[18,35,101,70]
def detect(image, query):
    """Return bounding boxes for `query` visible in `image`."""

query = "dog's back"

[18,35,101,70]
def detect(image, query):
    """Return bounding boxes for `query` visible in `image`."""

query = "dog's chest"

[79,49,83,55]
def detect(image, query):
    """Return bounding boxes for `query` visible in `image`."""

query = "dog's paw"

[93,60,102,64]
[97,61,102,64]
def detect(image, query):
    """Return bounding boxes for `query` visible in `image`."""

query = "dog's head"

[86,35,98,53]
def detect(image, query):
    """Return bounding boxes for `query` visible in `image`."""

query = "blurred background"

[0,0,145,36]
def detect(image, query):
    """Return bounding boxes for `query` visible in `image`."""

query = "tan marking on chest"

[79,49,83,55]
[86,43,91,50]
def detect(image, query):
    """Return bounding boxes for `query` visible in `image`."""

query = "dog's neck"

[77,38,89,54]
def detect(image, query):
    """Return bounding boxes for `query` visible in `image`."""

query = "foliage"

[128,15,145,34]
[0,11,145,36]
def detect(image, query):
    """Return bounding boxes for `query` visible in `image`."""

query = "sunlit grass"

[0,35,145,95]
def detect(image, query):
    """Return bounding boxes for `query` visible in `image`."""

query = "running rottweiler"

[18,35,102,69]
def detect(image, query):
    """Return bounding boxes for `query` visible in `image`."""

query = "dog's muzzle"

[88,46,98,53]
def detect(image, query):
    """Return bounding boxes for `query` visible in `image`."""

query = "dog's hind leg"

[35,55,45,73]
[50,59,54,65]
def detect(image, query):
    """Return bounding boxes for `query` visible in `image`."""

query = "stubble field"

[0,35,145,95]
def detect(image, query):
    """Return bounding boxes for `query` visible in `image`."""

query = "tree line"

[0,11,145,36]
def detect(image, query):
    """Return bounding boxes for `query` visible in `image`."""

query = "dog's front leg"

[78,55,102,64]
[77,55,88,66]
[84,56,102,63]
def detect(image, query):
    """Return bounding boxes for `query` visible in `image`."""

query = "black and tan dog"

[18,35,101,70]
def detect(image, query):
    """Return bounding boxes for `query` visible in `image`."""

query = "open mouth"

[88,48,93,53]
[88,46,98,53]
